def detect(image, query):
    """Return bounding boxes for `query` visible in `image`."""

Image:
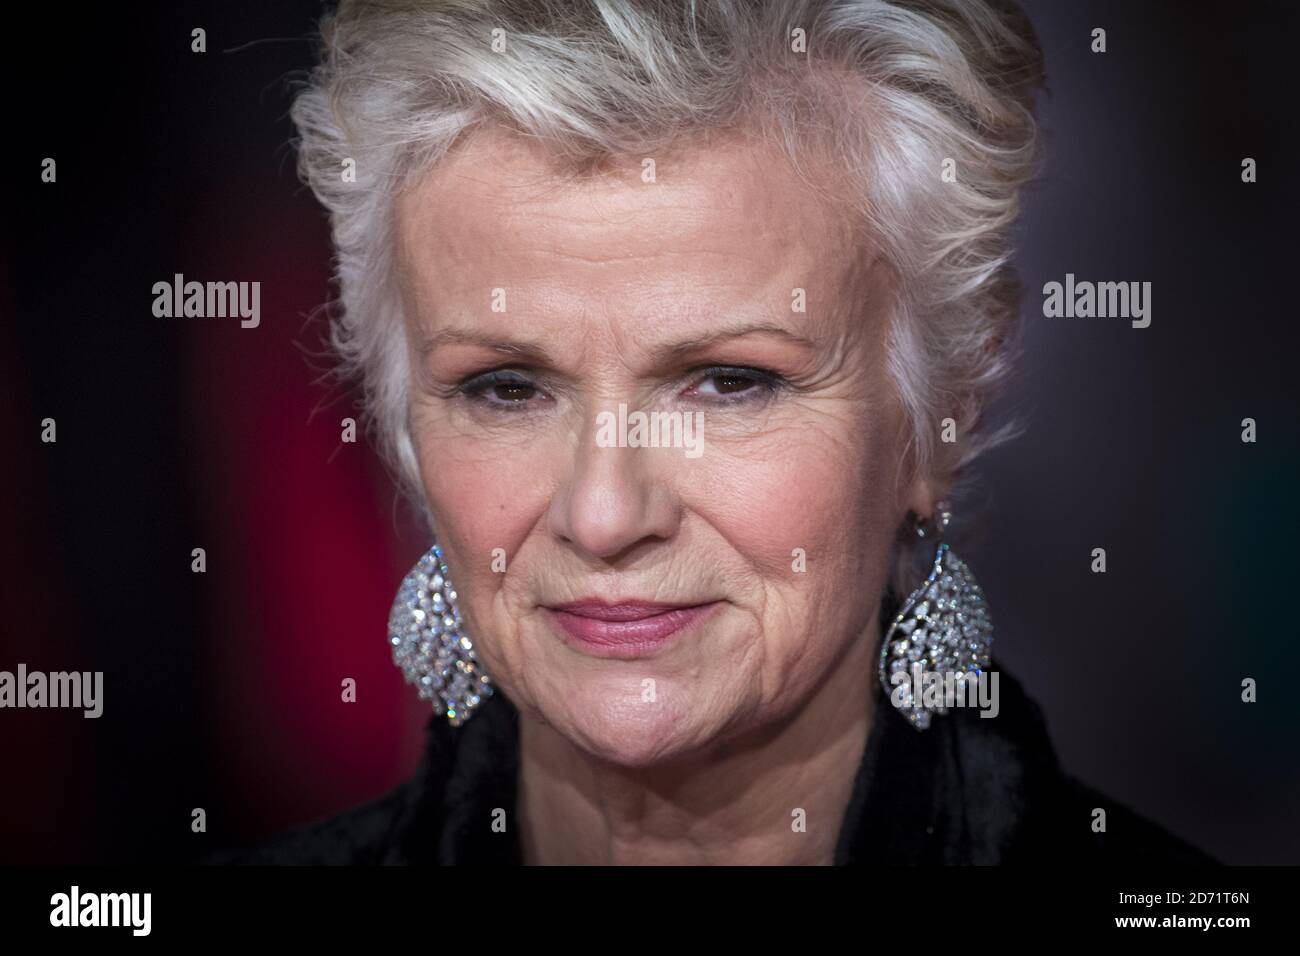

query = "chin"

[544,685,715,769]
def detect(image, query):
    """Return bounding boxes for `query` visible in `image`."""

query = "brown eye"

[458,369,545,409]
[709,374,755,395]
[690,366,781,401]
[491,381,535,402]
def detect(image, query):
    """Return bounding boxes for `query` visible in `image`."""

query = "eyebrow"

[415,328,550,363]
[416,322,816,365]
[651,323,816,362]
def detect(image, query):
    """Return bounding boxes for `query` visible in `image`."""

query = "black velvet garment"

[210,658,1215,865]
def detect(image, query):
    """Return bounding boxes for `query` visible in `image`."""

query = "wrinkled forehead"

[393,125,882,343]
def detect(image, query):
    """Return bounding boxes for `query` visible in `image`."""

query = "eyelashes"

[684,366,784,403]
[455,365,785,411]
[456,369,544,410]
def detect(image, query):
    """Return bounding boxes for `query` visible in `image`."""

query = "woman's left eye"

[686,366,781,401]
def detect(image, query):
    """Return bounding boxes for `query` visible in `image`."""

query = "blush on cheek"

[699,437,879,568]
[417,444,544,575]
[747,460,899,608]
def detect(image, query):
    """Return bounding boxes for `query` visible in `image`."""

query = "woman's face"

[395,127,930,766]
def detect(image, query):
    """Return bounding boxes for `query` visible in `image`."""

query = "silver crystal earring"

[877,503,994,730]
[388,543,493,726]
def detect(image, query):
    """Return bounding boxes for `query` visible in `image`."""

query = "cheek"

[691,416,903,587]
[413,431,552,601]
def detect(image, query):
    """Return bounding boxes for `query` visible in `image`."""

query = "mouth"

[542,599,722,659]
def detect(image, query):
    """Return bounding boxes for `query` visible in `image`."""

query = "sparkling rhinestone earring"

[388,543,493,726]
[877,504,994,730]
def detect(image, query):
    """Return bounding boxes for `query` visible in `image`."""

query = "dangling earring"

[388,542,493,726]
[877,503,994,730]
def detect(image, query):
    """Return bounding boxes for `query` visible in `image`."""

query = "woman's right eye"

[458,370,543,409]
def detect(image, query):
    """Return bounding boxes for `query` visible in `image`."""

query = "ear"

[904,474,936,521]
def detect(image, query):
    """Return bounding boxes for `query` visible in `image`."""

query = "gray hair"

[291,0,1044,589]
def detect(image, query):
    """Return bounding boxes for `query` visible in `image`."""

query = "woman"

[216,0,1211,865]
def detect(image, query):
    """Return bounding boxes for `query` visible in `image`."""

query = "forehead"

[393,125,872,335]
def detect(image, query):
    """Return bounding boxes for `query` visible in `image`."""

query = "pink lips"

[545,600,720,658]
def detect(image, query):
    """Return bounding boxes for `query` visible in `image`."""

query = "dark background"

[4,1,1298,865]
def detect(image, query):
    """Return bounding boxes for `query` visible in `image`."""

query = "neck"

[516,615,877,865]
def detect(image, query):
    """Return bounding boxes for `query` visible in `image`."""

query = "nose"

[547,415,682,563]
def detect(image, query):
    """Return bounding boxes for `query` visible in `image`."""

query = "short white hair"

[292,0,1044,585]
